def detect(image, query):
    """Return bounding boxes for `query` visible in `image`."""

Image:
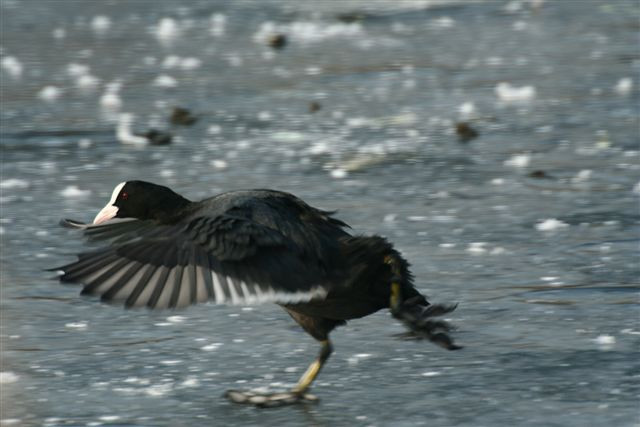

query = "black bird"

[53,181,460,407]
[267,33,287,50]
[169,107,198,126]
[455,121,479,143]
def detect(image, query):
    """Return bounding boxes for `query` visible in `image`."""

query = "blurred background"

[1,0,638,426]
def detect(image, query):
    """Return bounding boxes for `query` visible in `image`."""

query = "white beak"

[93,204,119,224]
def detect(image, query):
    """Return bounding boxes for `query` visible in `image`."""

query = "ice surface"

[1,1,638,426]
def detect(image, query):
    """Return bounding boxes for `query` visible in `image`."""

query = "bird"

[169,107,198,126]
[267,33,287,50]
[52,180,461,407]
[116,113,172,146]
[455,121,479,143]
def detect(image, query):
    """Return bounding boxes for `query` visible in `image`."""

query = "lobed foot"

[392,299,462,350]
[225,389,319,408]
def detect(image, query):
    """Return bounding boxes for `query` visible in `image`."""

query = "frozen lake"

[1,0,639,426]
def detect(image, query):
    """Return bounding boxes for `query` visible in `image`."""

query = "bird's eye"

[121,192,129,200]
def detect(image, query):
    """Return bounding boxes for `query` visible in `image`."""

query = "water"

[1,0,639,425]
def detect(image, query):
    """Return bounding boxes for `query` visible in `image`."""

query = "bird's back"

[198,191,423,316]
[192,189,350,269]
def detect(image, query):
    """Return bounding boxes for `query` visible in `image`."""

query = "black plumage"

[53,180,460,406]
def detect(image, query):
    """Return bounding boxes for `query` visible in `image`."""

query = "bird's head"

[93,180,190,224]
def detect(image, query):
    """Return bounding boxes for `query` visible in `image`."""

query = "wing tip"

[60,218,88,229]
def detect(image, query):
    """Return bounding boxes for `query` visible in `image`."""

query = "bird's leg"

[384,255,403,313]
[225,340,332,408]
[384,254,461,350]
[292,339,332,395]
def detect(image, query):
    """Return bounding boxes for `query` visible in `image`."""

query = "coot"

[53,180,460,407]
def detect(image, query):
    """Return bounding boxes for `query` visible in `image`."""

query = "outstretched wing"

[53,215,329,309]
[60,218,160,245]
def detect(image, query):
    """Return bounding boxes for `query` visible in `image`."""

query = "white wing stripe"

[132,266,164,307]
[81,260,122,289]
[252,284,265,301]
[227,277,240,305]
[240,282,254,304]
[112,262,147,301]
[211,272,226,304]
[195,266,209,303]
[76,255,328,307]
[155,268,176,309]
[176,267,191,308]
[216,283,328,305]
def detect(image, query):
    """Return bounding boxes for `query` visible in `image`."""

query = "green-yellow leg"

[225,340,332,407]
[292,339,332,395]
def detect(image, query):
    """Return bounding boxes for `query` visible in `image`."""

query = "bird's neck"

[153,195,192,223]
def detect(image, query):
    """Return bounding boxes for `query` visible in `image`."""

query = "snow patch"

[210,14,226,37]
[0,372,19,384]
[38,86,62,102]
[65,321,88,329]
[210,159,228,169]
[495,82,536,102]
[91,15,112,34]
[466,242,487,254]
[154,18,180,43]
[535,219,569,231]
[330,169,347,179]
[614,78,632,96]
[0,179,29,189]
[572,169,592,183]
[153,75,177,88]
[504,154,530,168]
[594,335,615,347]
[1,56,23,78]
[201,343,223,351]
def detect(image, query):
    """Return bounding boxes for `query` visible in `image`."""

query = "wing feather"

[80,258,132,296]
[147,266,171,309]
[196,250,214,300]
[125,264,159,308]
[101,261,146,301]
[59,251,119,282]
[211,271,226,304]
[131,267,165,308]
[154,267,176,309]
[168,263,185,309]
[187,248,198,305]
[55,213,332,309]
